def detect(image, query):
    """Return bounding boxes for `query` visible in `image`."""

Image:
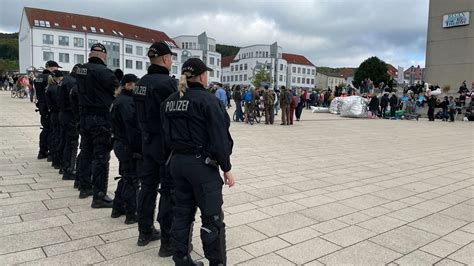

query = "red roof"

[221,56,236,68]
[338,68,355,79]
[24,7,176,46]
[282,53,314,66]
[386,64,398,79]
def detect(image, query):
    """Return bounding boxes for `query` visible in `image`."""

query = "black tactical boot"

[78,188,93,199]
[111,209,124,218]
[124,213,138,224]
[137,227,161,246]
[62,173,75,180]
[37,151,48,160]
[158,238,174,257]
[91,193,113,208]
[172,255,204,266]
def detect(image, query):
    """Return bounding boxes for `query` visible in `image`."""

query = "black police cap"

[120,74,139,86]
[90,43,107,54]
[182,58,213,77]
[147,41,177,57]
[45,60,62,69]
[51,70,64,78]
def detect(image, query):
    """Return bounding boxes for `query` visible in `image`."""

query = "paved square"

[0,91,473,265]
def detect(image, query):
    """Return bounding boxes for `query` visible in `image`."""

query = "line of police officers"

[34,41,235,266]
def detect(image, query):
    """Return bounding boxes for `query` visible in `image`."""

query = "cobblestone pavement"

[0,91,473,265]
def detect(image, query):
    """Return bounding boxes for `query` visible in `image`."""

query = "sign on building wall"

[443,12,470,28]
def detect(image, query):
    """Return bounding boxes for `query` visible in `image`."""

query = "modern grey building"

[424,0,474,90]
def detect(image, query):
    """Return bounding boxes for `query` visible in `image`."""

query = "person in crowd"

[279,86,291,125]
[289,89,299,124]
[448,96,456,122]
[274,87,280,116]
[243,86,254,123]
[263,85,275,124]
[295,89,304,121]
[368,93,379,118]
[215,83,227,107]
[389,92,398,118]
[426,93,437,121]
[45,70,64,170]
[233,85,244,122]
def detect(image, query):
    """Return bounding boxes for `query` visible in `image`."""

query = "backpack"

[243,90,253,103]
[283,91,292,105]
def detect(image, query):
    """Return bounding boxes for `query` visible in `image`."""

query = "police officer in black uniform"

[75,43,119,208]
[34,61,61,160]
[45,70,64,169]
[161,58,235,266]
[110,74,141,224]
[133,41,177,253]
[58,64,81,179]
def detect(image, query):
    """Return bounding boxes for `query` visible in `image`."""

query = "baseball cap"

[90,43,107,54]
[181,58,213,77]
[51,70,63,78]
[147,41,177,57]
[120,74,139,86]
[45,60,62,69]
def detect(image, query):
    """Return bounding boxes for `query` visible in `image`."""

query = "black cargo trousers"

[77,113,112,198]
[137,132,174,242]
[113,140,139,215]
[37,101,50,155]
[59,111,79,176]
[169,153,226,265]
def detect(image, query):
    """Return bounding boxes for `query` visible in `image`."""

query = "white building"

[172,32,221,84]
[221,42,315,89]
[19,7,218,80]
[315,72,346,90]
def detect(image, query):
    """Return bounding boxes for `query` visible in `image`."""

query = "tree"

[251,67,273,88]
[353,56,390,88]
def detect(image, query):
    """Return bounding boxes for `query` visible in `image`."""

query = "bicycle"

[248,104,262,125]
[11,87,27,99]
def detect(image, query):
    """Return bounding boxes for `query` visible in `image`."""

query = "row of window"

[43,51,84,64]
[230,63,248,72]
[208,57,220,66]
[292,66,316,75]
[222,74,248,83]
[291,77,315,85]
[238,51,271,59]
[125,44,146,56]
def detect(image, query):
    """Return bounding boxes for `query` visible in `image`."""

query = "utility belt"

[169,148,219,169]
[80,106,109,115]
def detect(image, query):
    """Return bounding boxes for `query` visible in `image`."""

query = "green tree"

[353,56,390,88]
[216,44,240,57]
[251,67,273,88]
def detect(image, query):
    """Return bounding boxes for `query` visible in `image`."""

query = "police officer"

[45,70,64,169]
[133,41,177,252]
[110,74,141,224]
[34,61,61,160]
[161,58,235,266]
[75,43,119,207]
[58,64,81,180]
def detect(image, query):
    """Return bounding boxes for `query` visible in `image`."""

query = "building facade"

[221,42,315,89]
[172,33,221,84]
[425,0,473,90]
[403,65,424,85]
[19,7,221,82]
[315,72,345,90]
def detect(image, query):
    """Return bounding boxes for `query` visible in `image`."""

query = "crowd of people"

[29,41,234,266]
[1,73,36,102]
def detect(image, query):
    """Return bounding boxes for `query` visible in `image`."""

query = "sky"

[0,0,429,69]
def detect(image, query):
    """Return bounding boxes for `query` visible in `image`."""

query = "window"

[279,75,283,81]
[209,57,215,65]
[292,77,296,83]
[239,75,242,81]
[43,34,53,45]
[311,79,314,84]
[217,71,220,78]
[90,27,96,33]
[82,26,87,31]
[265,52,269,57]
[112,43,120,52]
[210,71,214,78]
[297,77,301,83]
[234,75,238,81]
[239,64,243,71]
[244,64,248,70]
[126,59,133,69]
[223,76,226,82]
[125,44,133,54]
[280,64,283,71]
[231,76,234,82]
[298,67,301,74]
[58,36,69,46]
[74,54,84,64]
[302,78,305,84]
[312,69,315,75]
[88,39,98,48]
[112,58,120,68]
[136,46,143,56]
[99,28,104,33]
[292,67,296,73]
[73,37,84,48]
[302,68,306,75]
[170,65,177,74]
[136,61,143,70]
[34,20,39,26]
[231,66,234,72]
[43,51,54,61]
[244,74,247,81]
[59,53,69,63]
[172,55,177,61]
[217,59,220,66]
[307,78,311,84]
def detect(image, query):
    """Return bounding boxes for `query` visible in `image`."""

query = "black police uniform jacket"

[134,64,177,135]
[58,75,77,113]
[45,82,61,113]
[75,57,119,111]
[161,82,234,172]
[111,89,142,155]
[34,69,52,103]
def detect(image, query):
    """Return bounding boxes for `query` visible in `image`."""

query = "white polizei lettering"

[133,86,147,96]
[166,100,189,112]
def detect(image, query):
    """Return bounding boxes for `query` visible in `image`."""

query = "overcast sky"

[0,0,429,68]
